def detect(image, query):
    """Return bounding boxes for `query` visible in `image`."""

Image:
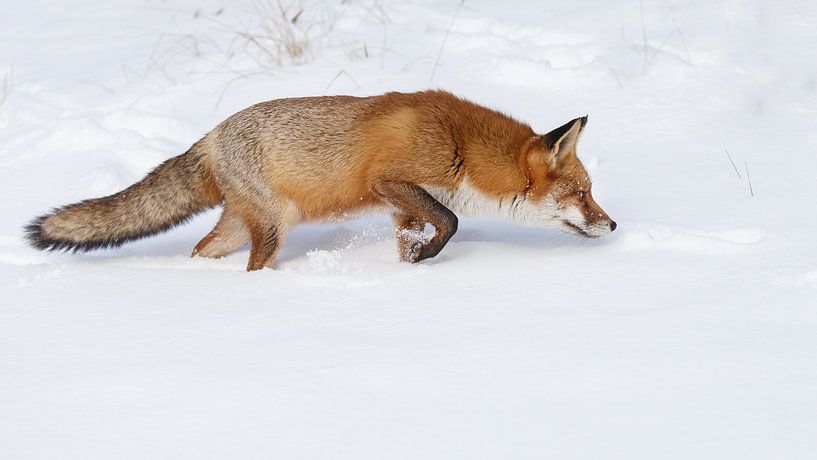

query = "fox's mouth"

[562,220,598,239]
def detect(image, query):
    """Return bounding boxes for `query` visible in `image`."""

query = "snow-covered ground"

[2,1,816,458]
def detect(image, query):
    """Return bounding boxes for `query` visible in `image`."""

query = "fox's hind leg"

[192,203,250,259]
[374,180,457,263]
[393,213,426,263]
[241,198,301,271]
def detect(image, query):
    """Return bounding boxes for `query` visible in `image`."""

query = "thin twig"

[608,65,623,88]
[638,0,649,74]
[148,56,176,84]
[668,7,692,63]
[645,27,683,68]
[725,148,741,178]
[744,162,754,197]
[76,79,115,94]
[0,65,13,107]
[323,69,360,94]
[430,0,464,82]
[215,70,269,108]
[121,64,140,84]
[0,71,8,107]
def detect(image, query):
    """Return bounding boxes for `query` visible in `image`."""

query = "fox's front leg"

[373,180,458,263]
[393,213,426,262]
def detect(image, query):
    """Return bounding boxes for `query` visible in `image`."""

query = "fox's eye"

[577,191,586,200]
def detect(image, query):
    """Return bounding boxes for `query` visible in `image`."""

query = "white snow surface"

[2,1,817,458]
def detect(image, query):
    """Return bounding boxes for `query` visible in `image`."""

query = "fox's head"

[521,116,616,238]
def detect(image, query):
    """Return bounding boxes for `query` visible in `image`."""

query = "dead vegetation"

[141,1,387,105]
[217,1,323,68]
[147,1,385,76]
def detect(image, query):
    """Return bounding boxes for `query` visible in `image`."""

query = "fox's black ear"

[542,116,587,165]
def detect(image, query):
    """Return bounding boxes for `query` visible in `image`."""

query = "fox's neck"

[450,103,535,198]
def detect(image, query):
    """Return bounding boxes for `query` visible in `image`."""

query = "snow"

[2,0,816,458]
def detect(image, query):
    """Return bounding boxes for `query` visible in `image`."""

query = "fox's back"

[203,91,533,220]
[204,96,371,218]
[206,93,435,220]
[214,95,371,171]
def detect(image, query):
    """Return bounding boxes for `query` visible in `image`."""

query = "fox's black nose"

[610,221,617,232]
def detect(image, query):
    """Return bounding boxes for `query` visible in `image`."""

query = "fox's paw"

[406,241,445,263]
[408,241,424,263]
[399,241,430,263]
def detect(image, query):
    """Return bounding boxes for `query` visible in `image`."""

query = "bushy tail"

[25,143,222,252]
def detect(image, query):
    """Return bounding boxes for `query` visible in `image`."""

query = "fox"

[25,90,616,271]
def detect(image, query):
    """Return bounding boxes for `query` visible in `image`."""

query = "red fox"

[26,90,615,270]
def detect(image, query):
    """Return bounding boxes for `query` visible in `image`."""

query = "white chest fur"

[422,179,563,229]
